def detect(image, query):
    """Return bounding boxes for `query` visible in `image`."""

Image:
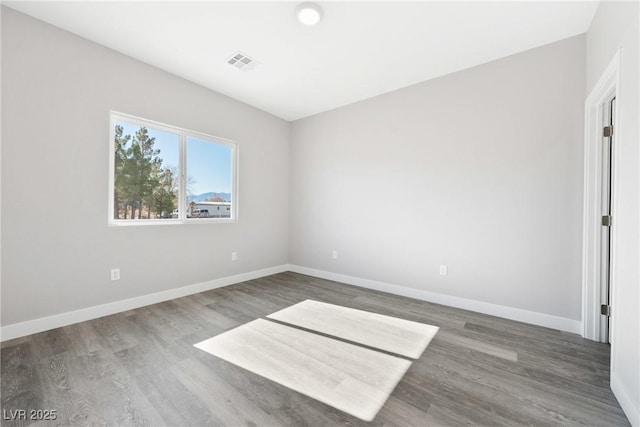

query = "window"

[109,112,237,224]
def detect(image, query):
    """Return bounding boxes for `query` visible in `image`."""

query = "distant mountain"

[188,192,231,203]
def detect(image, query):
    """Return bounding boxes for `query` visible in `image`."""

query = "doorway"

[581,50,620,344]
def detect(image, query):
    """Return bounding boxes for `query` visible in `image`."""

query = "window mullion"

[180,132,187,222]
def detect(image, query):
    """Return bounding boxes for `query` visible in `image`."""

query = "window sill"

[109,218,236,226]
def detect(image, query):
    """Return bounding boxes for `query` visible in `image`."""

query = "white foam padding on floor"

[194,318,411,421]
[267,299,439,359]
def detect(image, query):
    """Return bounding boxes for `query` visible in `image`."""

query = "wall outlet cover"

[439,265,447,276]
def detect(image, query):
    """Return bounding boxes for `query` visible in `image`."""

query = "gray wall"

[587,1,639,420]
[290,35,586,321]
[1,8,290,325]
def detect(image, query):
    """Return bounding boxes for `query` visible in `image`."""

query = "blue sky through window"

[187,136,232,196]
[115,120,232,196]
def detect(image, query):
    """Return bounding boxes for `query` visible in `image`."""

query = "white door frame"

[582,50,621,342]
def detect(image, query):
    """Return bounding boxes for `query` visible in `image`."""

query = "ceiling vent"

[227,52,257,71]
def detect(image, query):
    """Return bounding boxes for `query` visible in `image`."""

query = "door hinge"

[601,304,612,317]
[604,126,614,137]
[602,215,612,227]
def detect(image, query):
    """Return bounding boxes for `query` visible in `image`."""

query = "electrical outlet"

[231,251,237,261]
[332,250,338,260]
[439,265,447,276]
[110,268,120,281]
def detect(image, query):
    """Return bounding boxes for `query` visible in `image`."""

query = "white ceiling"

[5,1,599,121]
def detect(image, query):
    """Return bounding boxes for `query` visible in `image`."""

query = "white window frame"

[109,111,238,226]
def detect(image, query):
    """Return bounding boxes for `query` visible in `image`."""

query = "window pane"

[113,121,180,220]
[186,136,233,219]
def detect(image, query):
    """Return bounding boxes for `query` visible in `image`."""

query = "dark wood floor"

[1,272,629,426]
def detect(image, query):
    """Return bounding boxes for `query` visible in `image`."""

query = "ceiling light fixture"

[296,2,323,26]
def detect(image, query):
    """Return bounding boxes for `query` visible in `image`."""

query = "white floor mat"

[194,318,411,421]
[267,299,439,359]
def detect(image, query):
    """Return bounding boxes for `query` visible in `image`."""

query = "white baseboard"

[612,372,640,427]
[0,263,583,341]
[288,265,582,334]
[0,265,289,342]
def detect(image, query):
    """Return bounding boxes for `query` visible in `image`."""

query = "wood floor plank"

[35,352,103,426]
[61,320,110,357]
[0,341,44,427]
[125,371,188,426]
[374,395,432,427]
[0,272,629,426]
[421,344,628,426]
[434,330,518,362]
[89,315,140,354]
[204,298,258,324]
[117,347,223,427]
[267,299,439,359]
[173,358,284,426]
[463,321,610,365]
[194,319,411,421]
[28,329,73,362]
[179,295,241,331]
[351,294,468,329]
[190,342,371,427]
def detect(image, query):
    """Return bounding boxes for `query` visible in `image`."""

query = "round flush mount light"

[296,2,323,26]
